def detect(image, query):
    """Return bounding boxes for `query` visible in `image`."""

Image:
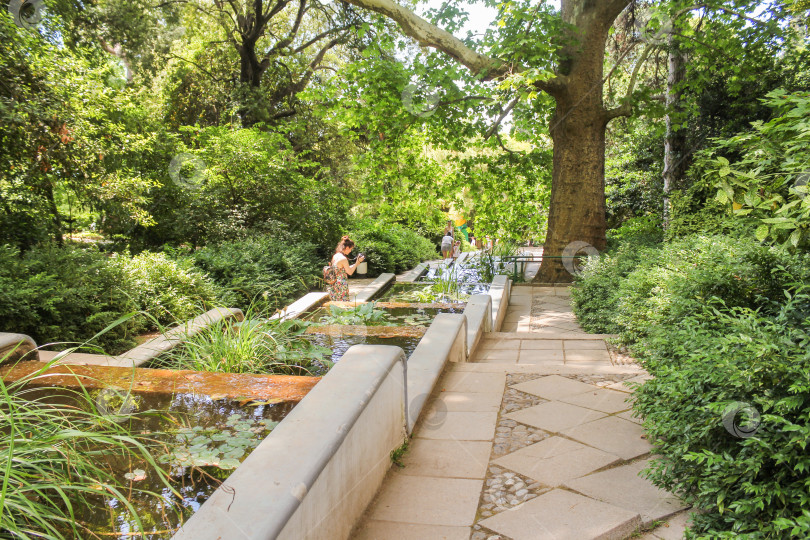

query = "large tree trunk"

[534,1,618,283]
[538,98,608,282]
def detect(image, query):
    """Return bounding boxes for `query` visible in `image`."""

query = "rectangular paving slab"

[518,349,565,364]
[428,391,503,413]
[520,339,563,350]
[564,460,687,526]
[417,411,498,441]
[511,374,599,400]
[494,436,620,487]
[563,339,608,350]
[399,439,492,479]
[365,474,482,527]
[506,401,607,433]
[478,488,641,540]
[354,521,470,540]
[560,387,634,414]
[439,371,506,393]
[562,416,652,460]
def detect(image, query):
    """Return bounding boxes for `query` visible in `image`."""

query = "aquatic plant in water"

[318,302,392,326]
[159,413,278,471]
[0,356,176,539]
[157,316,333,375]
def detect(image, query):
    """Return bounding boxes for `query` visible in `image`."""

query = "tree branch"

[485,97,519,140]
[605,44,652,120]
[339,0,508,80]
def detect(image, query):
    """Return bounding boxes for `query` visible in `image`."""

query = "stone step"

[38,350,122,366]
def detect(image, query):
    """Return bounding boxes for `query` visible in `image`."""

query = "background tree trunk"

[663,33,686,230]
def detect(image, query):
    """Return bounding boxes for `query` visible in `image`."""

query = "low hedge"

[0,245,220,354]
[572,234,807,343]
[188,233,322,312]
[572,233,810,537]
[348,221,437,277]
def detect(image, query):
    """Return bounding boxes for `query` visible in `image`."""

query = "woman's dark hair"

[335,235,355,253]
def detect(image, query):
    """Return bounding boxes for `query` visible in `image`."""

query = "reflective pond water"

[66,391,295,538]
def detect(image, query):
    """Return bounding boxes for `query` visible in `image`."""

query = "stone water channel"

[1,255,497,538]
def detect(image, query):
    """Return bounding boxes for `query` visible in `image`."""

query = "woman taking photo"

[328,236,365,301]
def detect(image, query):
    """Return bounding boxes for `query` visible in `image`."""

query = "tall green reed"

[153,304,332,376]
[0,340,176,538]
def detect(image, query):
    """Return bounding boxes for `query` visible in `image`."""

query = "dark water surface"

[68,391,294,538]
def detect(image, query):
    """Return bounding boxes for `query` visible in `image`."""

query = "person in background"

[328,235,365,301]
[441,231,454,259]
[444,220,454,239]
[452,240,461,259]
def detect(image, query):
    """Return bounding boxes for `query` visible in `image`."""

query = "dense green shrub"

[109,251,221,327]
[635,297,810,537]
[0,245,142,353]
[349,221,437,276]
[188,233,322,312]
[574,233,810,537]
[572,235,808,343]
[0,245,225,354]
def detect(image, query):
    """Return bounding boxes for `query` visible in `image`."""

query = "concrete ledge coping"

[489,275,512,332]
[454,252,470,267]
[463,295,493,358]
[398,263,429,282]
[406,313,467,433]
[271,292,329,321]
[173,344,406,540]
[115,307,244,367]
[354,273,395,302]
[0,333,38,365]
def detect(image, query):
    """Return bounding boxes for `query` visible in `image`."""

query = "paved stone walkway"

[353,286,690,540]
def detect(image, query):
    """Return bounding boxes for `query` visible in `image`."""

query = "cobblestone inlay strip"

[501,387,545,414]
[471,523,513,540]
[493,418,550,457]
[477,465,549,520]
[568,373,638,388]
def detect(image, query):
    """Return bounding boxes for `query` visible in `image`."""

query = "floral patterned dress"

[328,256,349,301]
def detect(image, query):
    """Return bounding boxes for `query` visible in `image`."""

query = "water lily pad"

[211,433,231,441]
[124,469,147,481]
[157,454,175,464]
[219,458,240,470]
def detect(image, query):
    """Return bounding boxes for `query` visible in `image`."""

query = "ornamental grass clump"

[155,307,332,375]
[0,357,174,539]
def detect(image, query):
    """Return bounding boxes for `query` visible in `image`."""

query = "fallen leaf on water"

[124,469,147,481]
